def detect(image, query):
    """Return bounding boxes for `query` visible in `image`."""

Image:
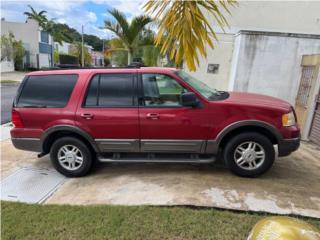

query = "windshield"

[175,70,220,99]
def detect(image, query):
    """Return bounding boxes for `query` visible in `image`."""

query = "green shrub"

[104,57,111,66]
[59,54,79,65]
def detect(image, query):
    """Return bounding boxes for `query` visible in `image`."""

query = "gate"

[309,90,320,145]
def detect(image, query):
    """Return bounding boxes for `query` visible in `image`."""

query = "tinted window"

[84,73,134,107]
[17,74,78,108]
[142,74,187,107]
[84,75,99,107]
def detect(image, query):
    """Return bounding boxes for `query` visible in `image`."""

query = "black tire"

[50,137,93,177]
[223,132,275,177]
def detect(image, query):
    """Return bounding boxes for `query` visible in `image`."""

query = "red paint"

[11,68,299,142]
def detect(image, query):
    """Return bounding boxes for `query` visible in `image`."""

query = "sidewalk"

[1,71,28,82]
[0,123,12,141]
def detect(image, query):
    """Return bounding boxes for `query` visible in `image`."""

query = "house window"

[40,31,49,43]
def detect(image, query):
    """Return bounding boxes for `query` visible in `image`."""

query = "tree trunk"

[127,49,133,65]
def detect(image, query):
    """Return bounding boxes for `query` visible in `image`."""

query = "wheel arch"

[206,120,283,154]
[41,125,99,154]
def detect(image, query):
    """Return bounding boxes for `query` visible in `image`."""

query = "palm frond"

[144,0,237,71]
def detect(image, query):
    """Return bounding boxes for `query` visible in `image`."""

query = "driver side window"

[142,74,188,107]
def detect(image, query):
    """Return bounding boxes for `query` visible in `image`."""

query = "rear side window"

[84,73,134,107]
[17,74,78,108]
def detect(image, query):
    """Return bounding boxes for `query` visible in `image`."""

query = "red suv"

[11,68,300,177]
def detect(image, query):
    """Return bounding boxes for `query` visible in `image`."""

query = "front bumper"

[11,138,42,152]
[278,137,300,157]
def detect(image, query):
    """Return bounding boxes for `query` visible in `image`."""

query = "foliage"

[0,34,13,61]
[53,23,82,43]
[104,57,111,66]
[83,34,104,51]
[45,20,73,44]
[70,42,92,66]
[51,23,104,51]
[103,8,153,64]
[143,45,159,66]
[111,50,128,66]
[12,40,25,70]
[0,33,25,70]
[0,80,19,84]
[53,50,59,64]
[24,5,72,44]
[23,5,47,28]
[24,6,105,50]
[138,29,160,66]
[58,54,79,65]
[144,0,237,71]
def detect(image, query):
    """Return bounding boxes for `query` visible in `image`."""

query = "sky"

[0,0,146,39]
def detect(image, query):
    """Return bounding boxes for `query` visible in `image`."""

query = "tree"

[0,33,25,70]
[13,39,25,70]
[23,5,48,29]
[103,9,153,64]
[70,42,92,66]
[0,34,13,61]
[45,20,73,44]
[24,5,72,44]
[105,38,128,66]
[144,0,237,71]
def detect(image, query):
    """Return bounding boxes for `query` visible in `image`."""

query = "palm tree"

[24,5,71,44]
[144,0,237,71]
[103,9,153,64]
[46,19,73,44]
[24,5,48,28]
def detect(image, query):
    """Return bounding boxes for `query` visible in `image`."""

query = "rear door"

[76,72,140,152]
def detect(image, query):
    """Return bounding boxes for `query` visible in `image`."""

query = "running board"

[97,154,216,164]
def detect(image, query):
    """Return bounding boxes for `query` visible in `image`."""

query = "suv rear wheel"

[223,132,275,177]
[50,137,93,177]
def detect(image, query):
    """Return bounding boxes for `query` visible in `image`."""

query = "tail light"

[12,109,24,128]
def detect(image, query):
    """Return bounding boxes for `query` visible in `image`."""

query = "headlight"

[282,111,296,127]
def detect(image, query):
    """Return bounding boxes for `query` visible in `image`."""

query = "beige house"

[186,1,320,143]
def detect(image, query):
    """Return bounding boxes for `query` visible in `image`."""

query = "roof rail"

[40,65,142,71]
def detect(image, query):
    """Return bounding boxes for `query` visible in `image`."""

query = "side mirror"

[180,92,199,107]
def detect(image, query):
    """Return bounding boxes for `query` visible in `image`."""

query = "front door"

[76,72,140,152]
[138,73,210,153]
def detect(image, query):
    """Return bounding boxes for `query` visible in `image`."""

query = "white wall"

[54,42,70,54]
[38,53,50,68]
[207,1,320,35]
[229,32,320,105]
[184,33,234,90]
[186,1,320,90]
[0,60,14,72]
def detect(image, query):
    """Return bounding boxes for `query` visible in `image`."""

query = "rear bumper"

[278,137,300,157]
[11,138,42,152]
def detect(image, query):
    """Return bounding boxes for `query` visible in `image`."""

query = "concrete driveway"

[1,140,319,218]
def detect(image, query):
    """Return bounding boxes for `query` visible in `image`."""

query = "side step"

[97,153,216,164]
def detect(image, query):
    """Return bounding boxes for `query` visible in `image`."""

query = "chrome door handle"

[81,113,94,119]
[146,113,159,120]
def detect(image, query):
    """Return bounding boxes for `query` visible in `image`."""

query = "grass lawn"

[2,201,320,240]
[0,80,19,84]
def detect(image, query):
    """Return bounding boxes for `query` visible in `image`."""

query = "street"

[1,84,19,124]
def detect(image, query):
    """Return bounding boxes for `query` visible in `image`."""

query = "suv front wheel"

[223,132,275,177]
[50,137,93,177]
